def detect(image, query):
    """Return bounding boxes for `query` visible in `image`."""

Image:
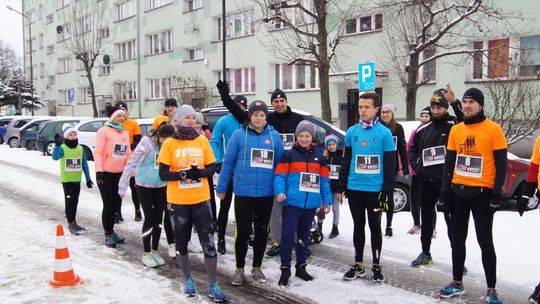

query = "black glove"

[378,188,393,212]
[54,133,63,146]
[489,192,502,213]
[96,172,105,185]
[184,165,200,180]
[517,195,529,217]
[436,190,451,213]
[216,80,230,98]
[86,181,94,189]
[518,181,536,216]
[215,163,222,174]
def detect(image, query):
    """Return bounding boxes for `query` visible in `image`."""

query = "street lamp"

[7,5,35,116]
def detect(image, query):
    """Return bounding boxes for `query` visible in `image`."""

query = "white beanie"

[63,126,77,138]
[109,108,126,121]
[382,104,397,113]
[175,105,196,125]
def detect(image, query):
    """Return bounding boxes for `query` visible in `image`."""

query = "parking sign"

[68,88,75,104]
[358,62,375,91]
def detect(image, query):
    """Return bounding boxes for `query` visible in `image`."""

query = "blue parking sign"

[68,88,75,103]
[358,62,375,91]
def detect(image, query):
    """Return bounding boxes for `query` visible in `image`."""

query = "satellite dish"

[56,25,63,34]
[103,54,110,65]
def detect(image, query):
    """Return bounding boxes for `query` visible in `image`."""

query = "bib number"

[455,155,483,178]
[299,173,320,193]
[65,158,81,172]
[280,133,295,151]
[328,164,340,180]
[355,155,380,174]
[113,144,128,159]
[422,145,446,167]
[250,148,274,169]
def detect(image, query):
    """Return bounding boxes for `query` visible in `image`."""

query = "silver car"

[3,116,33,148]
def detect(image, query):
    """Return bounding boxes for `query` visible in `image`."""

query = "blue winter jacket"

[210,114,241,163]
[274,144,332,209]
[216,124,284,197]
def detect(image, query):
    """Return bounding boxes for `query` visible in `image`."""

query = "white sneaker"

[168,243,176,258]
[142,253,158,268]
[152,251,166,266]
[187,241,202,253]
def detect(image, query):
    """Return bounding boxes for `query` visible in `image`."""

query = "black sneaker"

[329,224,339,239]
[68,222,80,235]
[105,233,116,248]
[343,263,366,280]
[112,232,125,244]
[114,212,124,224]
[529,283,540,303]
[385,227,393,238]
[135,210,142,221]
[410,252,433,267]
[295,264,314,281]
[217,238,226,255]
[372,265,384,283]
[266,242,280,257]
[278,266,291,286]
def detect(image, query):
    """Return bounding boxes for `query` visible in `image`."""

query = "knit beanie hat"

[382,104,397,113]
[420,106,431,116]
[431,89,449,109]
[248,100,268,118]
[324,134,338,147]
[233,95,248,109]
[175,105,196,124]
[295,120,316,139]
[271,89,287,102]
[463,88,485,107]
[195,112,205,125]
[164,98,178,107]
[63,125,77,138]
[109,108,126,121]
[114,101,128,110]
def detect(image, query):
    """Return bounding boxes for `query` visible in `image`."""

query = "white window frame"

[46,44,55,55]
[57,0,71,9]
[39,34,44,49]
[99,65,111,76]
[217,9,255,40]
[46,14,54,25]
[78,87,90,104]
[274,63,319,91]
[99,27,110,39]
[147,0,173,11]
[184,0,203,12]
[77,15,92,35]
[344,13,383,35]
[40,63,45,78]
[467,37,520,81]
[58,90,70,105]
[57,57,72,74]
[217,67,256,94]
[518,34,540,77]
[48,75,56,85]
[271,0,315,30]
[185,47,203,61]
[149,78,171,100]
[115,81,138,101]
[419,45,436,83]
[147,30,173,55]
[116,39,137,61]
[57,23,71,42]
[116,0,137,21]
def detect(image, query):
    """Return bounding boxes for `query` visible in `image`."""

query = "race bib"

[422,145,446,167]
[455,155,483,178]
[328,164,340,180]
[113,144,128,159]
[280,133,295,151]
[65,158,81,172]
[250,148,274,169]
[393,136,398,151]
[299,173,320,193]
[355,155,380,174]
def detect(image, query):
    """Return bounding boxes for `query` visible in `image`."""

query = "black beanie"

[164,98,178,107]
[420,106,431,116]
[114,101,128,110]
[271,89,287,102]
[463,88,484,107]
[233,95,248,109]
[248,100,269,118]
[430,89,449,109]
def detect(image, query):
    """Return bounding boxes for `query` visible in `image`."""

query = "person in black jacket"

[380,104,409,238]
[408,87,464,268]
[321,134,343,238]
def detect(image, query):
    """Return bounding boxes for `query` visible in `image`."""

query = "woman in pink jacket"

[95,107,132,247]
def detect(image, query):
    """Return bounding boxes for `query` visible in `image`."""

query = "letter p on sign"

[358,62,375,91]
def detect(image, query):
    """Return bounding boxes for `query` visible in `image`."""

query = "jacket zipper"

[304,150,309,209]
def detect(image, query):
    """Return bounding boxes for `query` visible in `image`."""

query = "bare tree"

[256,0,366,122]
[167,74,218,109]
[379,0,515,119]
[60,0,106,117]
[0,40,21,83]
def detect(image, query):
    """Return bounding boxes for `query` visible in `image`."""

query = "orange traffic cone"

[49,224,83,287]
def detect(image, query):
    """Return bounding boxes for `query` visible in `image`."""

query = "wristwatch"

[180,171,187,179]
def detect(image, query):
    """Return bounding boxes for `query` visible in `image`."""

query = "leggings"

[234,196,273,269]
[62,182,81,223]
[208,177,217,222]
[97,172,122,234]
[137,186,166,252]
[348,190,383,264]
[130,177,141,212]
[410,175,421,226]
[419,180,452,255]
[217,179,234,240]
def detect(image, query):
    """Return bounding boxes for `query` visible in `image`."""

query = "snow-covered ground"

[0,145,538,303]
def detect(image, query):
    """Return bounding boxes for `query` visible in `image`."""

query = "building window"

[32,64,37,79]
[217,67,256,94]
[185,47,203,61]
[99,27,110,39]
[147,0,173,10]
[58,90,70,105]
[116,39,137,61]
[38,5,43,20]
[472,41,483,79]
[471,38,510,80]
[25,10,36,24]
[147,30,172,55]
[58,57,72,74]
[184,0,202,12]
[78,87,89,103]
[57,23,71,42]
[149,78,171,99]
[48,75,56,85]
[76,15,92,35]
[345,13,383,35]
[57,0,70,9]
[39,34,44,49]
[46,14,54,25]
[47,44,55,55]
[217,9,255,40]
[421,45,436,82]
[114,81,137,100]
[519,35,540,77]
[274,63,319,90]
[99,65,111,76]
[40,63,45,78]
[270,0,315,29]
[116,0,137,21]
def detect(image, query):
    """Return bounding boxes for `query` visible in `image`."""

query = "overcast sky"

[0,0,24,56]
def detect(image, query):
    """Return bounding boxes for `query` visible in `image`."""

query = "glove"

[216,80,230,99]
[215,163,222,174]
[86,181,94,189]
[378,189,393,212]
[436,190,451,213]
[184,165,200,180]
[489,192,502,213]
[517,195,529,217]
[96,172,105,185]
[54,133,63,146]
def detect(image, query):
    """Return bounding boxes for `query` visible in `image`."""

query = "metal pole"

[222,0,226,82]
[28,20,34,116]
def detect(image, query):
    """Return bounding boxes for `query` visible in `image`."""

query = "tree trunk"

[87,69,98,117]
[317,1,331,123]
[405,54,420,120]
[319,63,331,122]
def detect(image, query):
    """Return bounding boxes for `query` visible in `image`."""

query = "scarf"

[463,112,486,125]
[360,116,379,129]
[64,138,79,149]
[106,121,124,132]
[173,125,200,140]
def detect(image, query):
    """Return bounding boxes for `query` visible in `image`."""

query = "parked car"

[3,116,33,148]
[19,118,52,150]
[0,117,15,145]
[37,118,84,155]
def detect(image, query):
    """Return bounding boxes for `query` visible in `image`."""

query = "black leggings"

[130,177,141,212]
[348,190,383,264]
[62,182,81,223]
[163,208,174,245]
[234,196,273,269]
[451,185,496,288]
[410,175,421,226]
[97,172,122,234]
[419,180,452,254]
[208,177,217,222]
[137,186,166,252]
[217,179,234,240]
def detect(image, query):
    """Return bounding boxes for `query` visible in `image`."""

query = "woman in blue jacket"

[274,120,332,286]
[216,100,284,286]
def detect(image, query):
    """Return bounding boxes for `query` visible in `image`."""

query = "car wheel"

[44,141,55,156]
[393,183,410,212]
[527,193,539,210]
[82,145,93,161]
[8,137,20,148]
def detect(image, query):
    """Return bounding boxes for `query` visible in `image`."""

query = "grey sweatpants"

[269,199,282,242]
